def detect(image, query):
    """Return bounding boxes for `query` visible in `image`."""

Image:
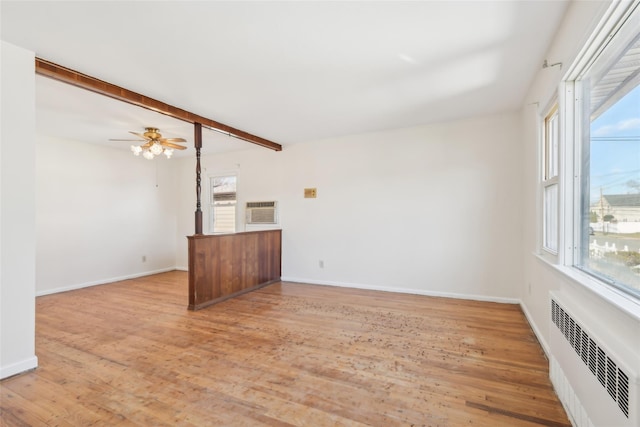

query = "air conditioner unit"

[246,201,278,225]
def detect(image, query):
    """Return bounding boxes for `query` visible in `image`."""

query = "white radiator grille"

[551,299,630,418]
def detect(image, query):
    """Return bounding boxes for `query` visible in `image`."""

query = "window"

[543,104,560,253]
[209,175,237,233]
[571,2,640,299]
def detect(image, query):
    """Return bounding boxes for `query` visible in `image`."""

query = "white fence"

[589,239,637,259]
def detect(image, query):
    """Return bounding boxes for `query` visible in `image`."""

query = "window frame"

[548,0,640,305]
[208,173,238,234]
[542,102,560,255]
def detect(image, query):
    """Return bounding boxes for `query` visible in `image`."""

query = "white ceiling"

[1,1,570,155]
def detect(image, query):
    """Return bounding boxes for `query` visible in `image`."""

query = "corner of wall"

[1,40,38,379]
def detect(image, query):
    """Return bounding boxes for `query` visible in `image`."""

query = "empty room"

[1,1,639,426]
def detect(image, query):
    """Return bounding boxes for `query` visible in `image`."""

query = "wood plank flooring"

[0,271,570,426]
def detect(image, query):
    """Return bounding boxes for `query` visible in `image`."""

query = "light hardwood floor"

[1,271,570,426]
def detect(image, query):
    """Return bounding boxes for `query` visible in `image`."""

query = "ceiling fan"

[110,127,187,159]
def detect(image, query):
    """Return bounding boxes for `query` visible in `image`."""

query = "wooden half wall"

[187,229,282,310]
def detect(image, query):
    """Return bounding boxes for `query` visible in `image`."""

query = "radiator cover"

[549,292,638,427]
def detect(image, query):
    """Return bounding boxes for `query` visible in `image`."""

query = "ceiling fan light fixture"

[150,142,164,155]
[131,145,142,156]
[117,127,187,160]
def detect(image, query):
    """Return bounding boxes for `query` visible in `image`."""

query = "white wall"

[0,41,38,379]
[177,112,523,302]
[36,135,178,295]
[520,1,640,425]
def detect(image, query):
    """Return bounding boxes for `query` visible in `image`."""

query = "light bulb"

[143,150,154,160]
[131,145,142,156]
[150,142,163,155]
[164,148,173,159]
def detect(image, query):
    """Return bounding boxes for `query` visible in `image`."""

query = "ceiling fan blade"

[160,137,187,143]
[141,142,153,149]
[129,131,152,140]
[161,142,188,150]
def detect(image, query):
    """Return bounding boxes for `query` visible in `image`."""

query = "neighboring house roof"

[601,194,640,207]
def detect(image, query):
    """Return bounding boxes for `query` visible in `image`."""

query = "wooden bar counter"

[187,229,281,310]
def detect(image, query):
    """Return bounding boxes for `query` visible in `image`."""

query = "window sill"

[533,252,640,322]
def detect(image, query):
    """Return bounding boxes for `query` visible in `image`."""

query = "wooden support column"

[194,122,203,235]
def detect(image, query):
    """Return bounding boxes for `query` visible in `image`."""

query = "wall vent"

[551,299,630,418]
[246,201,277,224]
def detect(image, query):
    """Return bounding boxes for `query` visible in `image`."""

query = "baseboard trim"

[36,267,177,296]
[36,270,522,306]
[279,276,520,304]
[0,355,38,380]
[520,301,550,357]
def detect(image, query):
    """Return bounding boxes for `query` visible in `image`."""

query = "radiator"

[549,292,638,427]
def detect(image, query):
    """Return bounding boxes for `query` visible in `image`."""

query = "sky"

[590,84,640,202]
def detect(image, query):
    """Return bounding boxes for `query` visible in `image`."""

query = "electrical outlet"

[142,255,147,262]
[319,260,324,268]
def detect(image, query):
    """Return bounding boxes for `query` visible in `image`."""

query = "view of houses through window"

[210,175,237,234]
[579,22,640,297]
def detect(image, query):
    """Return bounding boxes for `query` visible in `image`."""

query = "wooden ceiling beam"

[35,58,282,152]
